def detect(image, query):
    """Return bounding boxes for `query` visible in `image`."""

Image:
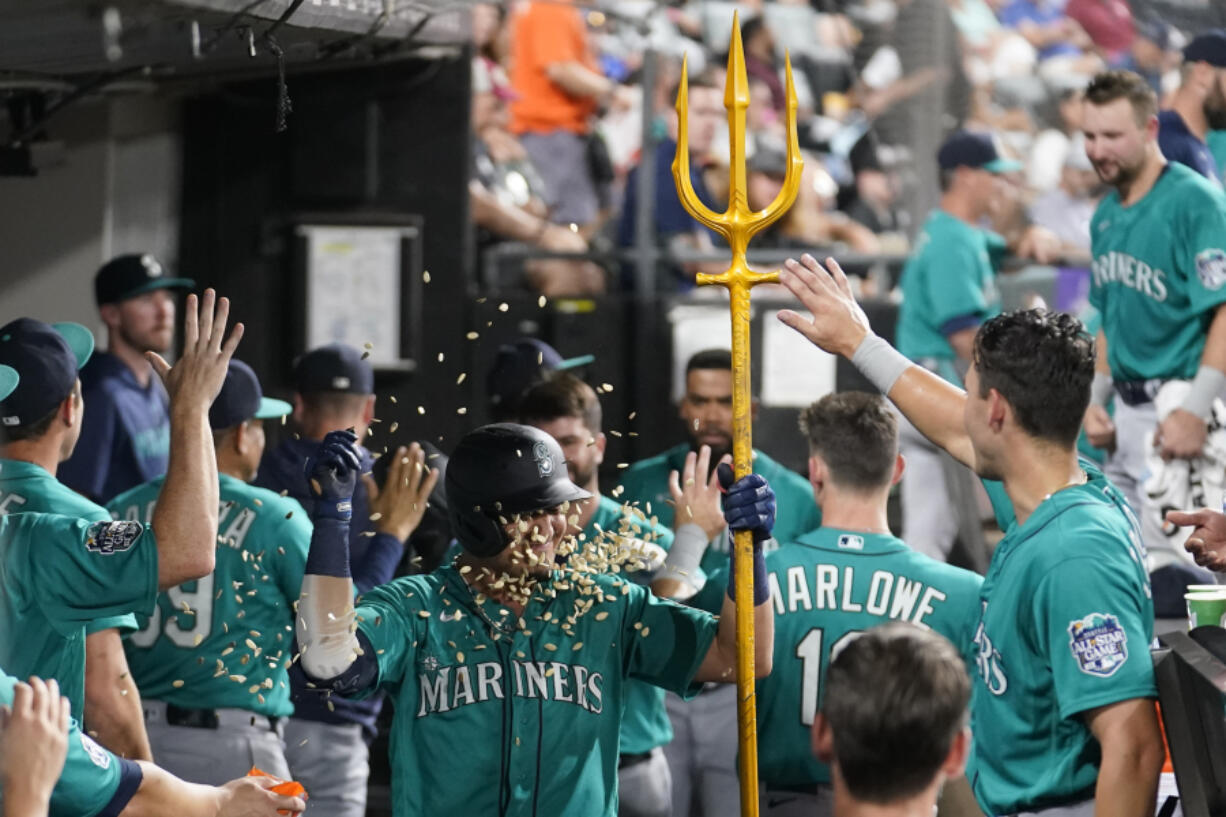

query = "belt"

[144,700,281,733]
[767,783,827,796]
[1113,378,1164,407]
[618,751,653,770]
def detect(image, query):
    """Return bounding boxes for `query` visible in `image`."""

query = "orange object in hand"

[247,767,308,815]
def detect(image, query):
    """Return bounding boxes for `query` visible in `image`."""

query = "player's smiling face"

[496,505,570,578]
[1082,97,1152,189]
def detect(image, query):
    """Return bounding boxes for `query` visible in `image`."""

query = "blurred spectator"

[844,139,907,241]
[947,0,1038,87]
[1029,135,1102,257]
[997,0,1103,81]
[1065,0,1134,66]
[1127,15,1176,94]
[508,0,635,234]
[1028,87,1086,193]
[740,16,788,115]
[1158,30,1226,183]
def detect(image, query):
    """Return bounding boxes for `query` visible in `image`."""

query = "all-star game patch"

[1067,612,1128,677]
[85,520,143,555]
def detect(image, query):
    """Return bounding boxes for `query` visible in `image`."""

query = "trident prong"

[669,12,804,817]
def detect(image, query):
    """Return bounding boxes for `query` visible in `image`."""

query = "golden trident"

[671,11,802,817]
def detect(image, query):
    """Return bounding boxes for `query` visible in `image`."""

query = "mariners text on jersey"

[416,659,604,717]
[1091,251,1168,302]
[767,564,948,626]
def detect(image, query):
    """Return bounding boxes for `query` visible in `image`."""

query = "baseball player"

[106,359,305,784]
[894,129,1061,564]
[617,347,815,817]
[779,254,1163,817]
[519,373,716,817]
[255,342,437,817]
[1081,69,1226,598]
[59,253,195,502]
[747,391,982,817]
[0,319,148,760]
[1157,32,1226,183]
[294,423,776,817]
[0,291,242,731]
[813,623,971,817]
[0,672,307,817]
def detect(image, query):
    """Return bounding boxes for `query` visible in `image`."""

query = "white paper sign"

[761,310,837,407]
[303,226,403,366]
[669,304,734,402]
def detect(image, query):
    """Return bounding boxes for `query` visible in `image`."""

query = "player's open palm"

[1167,507,1226,571]
[217,775,306,816]
[148,288,244,410]
[0,677,70,815]
[669,444,729,541]
[777,254,872,358]
[364,442,440,542]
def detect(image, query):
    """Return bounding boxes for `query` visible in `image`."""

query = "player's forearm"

[124,762,226,817]
[886,365,976,467]
[1183,306,1226,417]
[296,574,360,680]
[699,593,773,682]
[84,629,153,761]
[152,404,219,588]
[1095,329,1111,376]
[1093,742,1162,817]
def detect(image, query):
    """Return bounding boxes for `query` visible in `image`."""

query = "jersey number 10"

[796,627,862,726]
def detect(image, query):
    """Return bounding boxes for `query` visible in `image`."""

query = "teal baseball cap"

[94,254,194,306]
[210,360,292,431]
[0,366,16,403]
[938,130,1024,174]
[0,319,94,428]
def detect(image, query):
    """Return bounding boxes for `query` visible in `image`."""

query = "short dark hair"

[517,373,602,433]
[669,74,721,106]
[686,348,732,374]
[1084,69,1157,127]
[823,622,970,804]
[299,391,369,419]
[799,392,897,491]
[972,309,1094,447]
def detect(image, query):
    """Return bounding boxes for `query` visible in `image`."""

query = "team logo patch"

[1196,248,1226,290]
[532,440,554,478]
[418,654,441,674]
[836,534,864,550]
[1068,612,1128,677]
[85,521,142,555]
[140,254,163,279]
[79,732,111,770]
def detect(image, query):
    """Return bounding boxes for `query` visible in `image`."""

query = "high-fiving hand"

[364,443,440,543]
[668,444,730,541]
[148,289,244,410]
[777,254,873,359]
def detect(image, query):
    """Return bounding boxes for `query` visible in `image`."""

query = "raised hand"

[363,442,440,542]
[306,430,361,522]
[0,677,70,816]
[717,462,776,544]
[148,289,244,409]
[668,445,730,541]
[777,254,873,359]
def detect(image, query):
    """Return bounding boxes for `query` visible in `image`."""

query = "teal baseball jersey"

[0,458,138,635]
[0,513,158,716]
[753,527,982,787]
[0,670,141,817]
[1208,130,1226,186]
[583,495,676,755]
[616,443,820,581]
[107,474,310,717]
[352,565,719,817]
[1090,161,1226,380]
[896,209,1006,385]
[969,463,1156,815]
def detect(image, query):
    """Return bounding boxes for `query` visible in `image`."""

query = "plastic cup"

[1186,590,1226,629]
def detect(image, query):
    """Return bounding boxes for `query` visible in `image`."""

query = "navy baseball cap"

[210,359,292,431]
[1184,30,1226,68]
[0,367,16,403]
[938,131,1024,174]
[293,343,374,395]
[0,318,94,428]
[95,254,194,307]
[487,338,595,412]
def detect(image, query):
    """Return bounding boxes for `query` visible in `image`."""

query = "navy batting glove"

[306,429,361,522]
[717,462,776,545]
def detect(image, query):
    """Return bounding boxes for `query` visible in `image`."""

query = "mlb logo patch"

[1067,612,1128,677]
[836,534,865,550]
[85,521,142,555]
[1196,248,1226,290]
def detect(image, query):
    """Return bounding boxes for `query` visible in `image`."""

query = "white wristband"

[660,523,707,581]
[1181,365,1226,419]
[1090,372,1114,407]
[297,574,361,680]
[851,334,912,396]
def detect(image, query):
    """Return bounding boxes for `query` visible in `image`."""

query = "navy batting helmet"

[446,423,591,557]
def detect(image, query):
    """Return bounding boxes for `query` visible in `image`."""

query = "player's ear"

[891,453,905,486]
[593,431,607,462]
[940,726,971,779]
[292,394,305,426]
[362,394,376,427]
[987,388,1009,431]
[98,303,121,332]
[808,455,826,495]
[811,712,835,764]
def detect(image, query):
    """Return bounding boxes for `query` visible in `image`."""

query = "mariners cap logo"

[533,440,554,478]
[331,376,351,390]
[140,254,163,279]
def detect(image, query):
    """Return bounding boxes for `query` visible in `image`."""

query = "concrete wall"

[0,93,181,335]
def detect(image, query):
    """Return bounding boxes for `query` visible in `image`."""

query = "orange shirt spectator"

[509,0,598,135]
